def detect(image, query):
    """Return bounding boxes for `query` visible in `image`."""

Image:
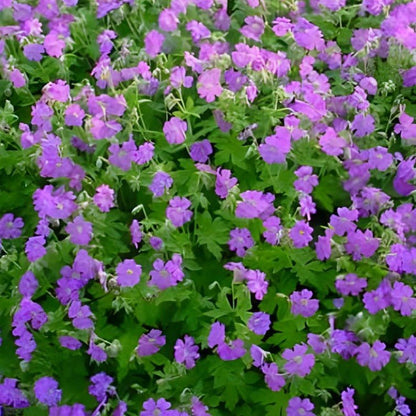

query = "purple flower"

[248,312,271,335]
[390,281,416,316]
[259,127,291,164]
[163,117,187,144]
[137,329,166,357]
[89,372,115,402]
[65,216,92,245]
[262,216,283,245]
[351,114,375,138]
[261,363,285,391]
[149,236,163,251]
[197,69,222,103]
[59,335,82,350]
[148,254,184,290]
[68,301,93,329]
[144,30,164,57]
[0,378,30,408]
[345,229,379,261]
[240,16,264,41]
[166,197,193,227]
[294,166,319,194]
[395,335,416,365]
[228,228,254,257]
[245,269,268,300]
[23,43,45,61]
[174,335,200,369]
[170,66,193,89]
[299,195,316,221]
[25,236,47,262]
[208,321,225,348]
[286,397,315,416]
[149,172,173,197]
[289,220,313,248]
[236,191,275,220]
[293,18,324,51]
[330,330,358,359]
[191,396,210,416]
[282,344,315,377]
[116,259,142,287]
[190,139,213,163]
[18,271,38,298]
[251,344,267,367]
[335,274,367,296]
[341,388,359,416]
[0,213,24,239]
[355,341,390,371]
[329,207,358,236]
[93,185,115,212]
[140,398,171,416]
[319,127,347,156]
[186,20,211,44]
[64,104,85,127]
[158,8,178,32]
[87,343,107,362]
[130,219,142,249]
[217,339,246,361]
[135,142,155,164]
[215,168,237,199]
[34,377,62,407]
[307,333,327,354]
[290,289,319,318]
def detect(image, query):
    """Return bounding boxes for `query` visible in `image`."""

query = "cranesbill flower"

[351,114,375,138]
[282,344,315,377]
[341,388,359,416]
[25,236,47,262]
[0,378,30,408]
[315,229,333,261]
[287,397,315,416]
[395,335,416,364]
[263,216,283,245]
[345,229,379,261]
[34,377,61,407]
[93,185,115,212]
[116,259,142,287]
[217,339,246,361]
[208,322,225,348]
[68,301,93,329]
[329,207,358,236]
[289,220,313,248]
[190,139,213,163]
[149,172,173,197]
[236,190,275,220]
[130,219,142,248]
[64,104,85,127]
[259,127,291,164]
[186,20,211,44]
[355,341,390,371]
[294,166,319,194]
[163,117,187,144]
[228,228,254,257]
[245,269,268,300]
[251,345,267,367]
[18,271,38,298]
[65,216,92,245]
[215,168,238,199]
[198,69,223,103]
[248,312,271,335]
[166,197,193,227]
[140,398,171,416]
[148,254,184,290]
[335,274,367,296]
[137,329,166,357]
[390,281,416,316]
[158,8,178,32]
[174,335,200,369]
[149,236,163,251]
[87,343,107,363]
[307,333,327,354]
[240,16,264,41]
[299,195,316,221]
[319,127,347,156]
[59,335,82,350]
[290,289,319,318]
[0,213,24,239]
[170,66,193,89]
[261,363,285,392]
[144,30,165,57]
[23,43,45,61]
[88,372,115,402]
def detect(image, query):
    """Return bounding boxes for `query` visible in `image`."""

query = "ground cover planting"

[1,0,416,414]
